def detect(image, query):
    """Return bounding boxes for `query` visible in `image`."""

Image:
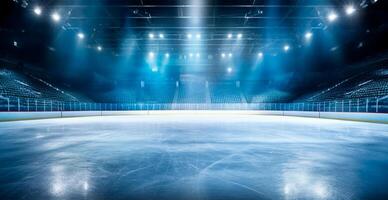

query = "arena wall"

[0,111,387,123]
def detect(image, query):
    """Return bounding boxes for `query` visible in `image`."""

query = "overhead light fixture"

[189,53,193,58]
[196,53,200,58]
[227,67,233,73]
[51,12,61,22]
[305,32,313,40]
[33,6,42,15]
[284,45,290,52]
[228,53,233,58]
[227,33,233,39]
[196,33,201,39]
[151,67,158,72]
[149,33,154,39]
[237,33,243,39]
[221,53,226,58]
[258,52,263,58]
[77,32,85,39]
[187,34,192,39]
[159,33,164,39]
[345,5,356,15]
[149,52,155,58]
[327,12,338,22]
[165,53,170,58]
[97,45,102,51]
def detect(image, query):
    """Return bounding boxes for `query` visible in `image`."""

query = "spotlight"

[196,53,200,58]
[305,32,313,40]
[228,53,233,58]
[149,52,155,58]
[149,33,154,39]
[165,53,170,58]
[327,12,338,22]
[227,33,233,39]
[189,53,193,58]
[345,5,356,15]
[33,6,42,15]
[258,52,263,58]
[77,32,85,39]
[51,12,61,22]
[221,53,226,58]
[187,34,192,39]
[196,33,201,39]
[227,67,233,73]
[159,33,164,39]
[97,45,102,51]
[237,33,242,39]
[283,45,290,52]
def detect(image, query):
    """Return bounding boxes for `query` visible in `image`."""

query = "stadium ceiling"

[25,0,366,55]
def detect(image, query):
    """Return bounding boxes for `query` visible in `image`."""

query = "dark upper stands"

[299,68,388,101]
[0,68,90,102]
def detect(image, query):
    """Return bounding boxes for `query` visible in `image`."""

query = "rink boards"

[1,110,388,123]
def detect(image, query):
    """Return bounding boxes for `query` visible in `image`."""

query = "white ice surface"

[0,115,388,200]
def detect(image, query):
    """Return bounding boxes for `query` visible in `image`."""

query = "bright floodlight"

[165,53,170,58]
[221,53,226,58]
[149,33,154,39]
[227,33,232,39]
[97,46,102,51]
[33,6,42,15]
[237,33,242,39]
[228,53,233,58]
[227,67,233,73]
[305,32,313,40]
[258,52,263,58]
[51,12,61,22]
[345,6,356,15]
[187,34,192,39]
[327,12,338,22]
[77,32,85,39]
[149,52,155,58]
[284,45,290,52]
[159,33,164,39]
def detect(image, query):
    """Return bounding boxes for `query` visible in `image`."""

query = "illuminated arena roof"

[0,0,387,89]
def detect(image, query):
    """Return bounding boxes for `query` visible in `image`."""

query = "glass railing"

[0,96,387,113]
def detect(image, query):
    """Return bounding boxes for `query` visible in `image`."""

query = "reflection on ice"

[283,170,330,199]
[49,163,91,197]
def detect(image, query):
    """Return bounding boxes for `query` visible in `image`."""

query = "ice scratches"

[193,153,267,198]
[212,175,267,198]
[197,153,238,175]
[117,165,152,180]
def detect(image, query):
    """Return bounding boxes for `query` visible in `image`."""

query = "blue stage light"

[345,6,356,15]
[51,12,61,22]
[77,33,85,40]
[284,45,290,52]
[327,12,338,22]
[33,6,42,16]
[305,32,313,40]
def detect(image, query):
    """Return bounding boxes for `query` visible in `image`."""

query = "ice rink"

[1,114,388,200]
